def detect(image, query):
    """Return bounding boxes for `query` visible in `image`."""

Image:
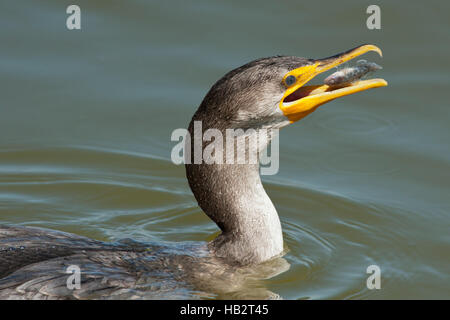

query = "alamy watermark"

[66,5,81,30]
[366,5,381,30]
[66,265,81,290]
[366,264,381,289]
[171,121,280,175]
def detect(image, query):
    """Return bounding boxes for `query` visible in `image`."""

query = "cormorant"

[0,44,387,299]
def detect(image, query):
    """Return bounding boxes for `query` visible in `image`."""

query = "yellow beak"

[280,44,388,122]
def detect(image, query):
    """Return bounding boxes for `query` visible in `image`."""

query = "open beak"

[280,44,388,122]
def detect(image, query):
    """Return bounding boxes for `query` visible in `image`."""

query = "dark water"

[0,0,449,299]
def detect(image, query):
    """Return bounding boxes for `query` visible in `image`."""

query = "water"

[1,0,449,299]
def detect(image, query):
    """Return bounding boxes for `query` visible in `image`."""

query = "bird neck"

[185,122,284,265]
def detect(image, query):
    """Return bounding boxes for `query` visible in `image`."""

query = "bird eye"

[284,75,296,86]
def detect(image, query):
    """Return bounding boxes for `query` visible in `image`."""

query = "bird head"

[196,44,387,130]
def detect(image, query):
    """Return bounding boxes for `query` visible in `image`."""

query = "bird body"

[0,44,387,299]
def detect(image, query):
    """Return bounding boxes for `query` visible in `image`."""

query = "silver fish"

[324,60,382,86]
